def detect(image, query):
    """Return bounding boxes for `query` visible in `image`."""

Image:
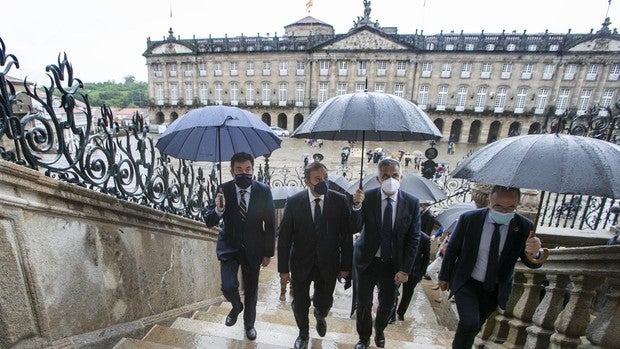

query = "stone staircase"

[114,264,453,348]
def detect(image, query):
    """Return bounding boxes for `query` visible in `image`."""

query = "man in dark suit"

[351,158,421,349]
[205,152,275,341]
[438,186,542,349]
[277,161,353,349]
[390,231,431,322]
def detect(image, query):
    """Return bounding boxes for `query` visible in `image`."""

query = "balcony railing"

[475,245,620,349]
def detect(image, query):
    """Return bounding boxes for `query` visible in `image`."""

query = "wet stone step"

[113,337,181,349]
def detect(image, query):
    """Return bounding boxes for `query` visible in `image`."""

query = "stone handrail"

[476,245,620,349]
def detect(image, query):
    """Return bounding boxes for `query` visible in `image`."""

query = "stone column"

[517,189,541,223]
[583,276,620,348]
[470,182,492,208]
[504,273,545,348]
[550,275,601,349]
[525,274,571,349]
[485,273,526,344]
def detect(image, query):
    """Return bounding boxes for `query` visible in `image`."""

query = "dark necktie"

[314,198,322,233]
[239,189,247,222]
[484,223,502,292]
[380,198,393,260]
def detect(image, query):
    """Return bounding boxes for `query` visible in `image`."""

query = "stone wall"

[0,160,222,348]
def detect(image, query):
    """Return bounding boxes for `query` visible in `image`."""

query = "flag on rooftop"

[306,0,313,12]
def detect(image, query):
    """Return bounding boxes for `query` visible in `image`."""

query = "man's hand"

[525,231,542,256]
[353,188,365,208]
[280,272,290,284]
[215,190,226,213]
[261,257,271,267]
[438,280,450,291]
[394,271,409,285]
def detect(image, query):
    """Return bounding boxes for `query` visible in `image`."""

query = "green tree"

[83,79,148,108]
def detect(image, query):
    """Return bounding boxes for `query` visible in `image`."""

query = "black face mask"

[234,173,253,189]
[313,180,329,195]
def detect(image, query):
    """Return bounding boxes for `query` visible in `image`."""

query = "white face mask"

[381,177,400,196]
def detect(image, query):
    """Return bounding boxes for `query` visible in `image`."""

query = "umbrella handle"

[525,229,549,264]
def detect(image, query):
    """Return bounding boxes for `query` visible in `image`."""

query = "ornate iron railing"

[0,37,219,221]
[1,36,618,229]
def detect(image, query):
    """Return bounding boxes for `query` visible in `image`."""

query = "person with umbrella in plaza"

[350,158,421,349]
[204,152,276,341]
[277,161,353,349]
[438,185,543,349]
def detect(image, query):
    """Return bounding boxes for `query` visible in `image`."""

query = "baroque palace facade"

[143,4,620,144]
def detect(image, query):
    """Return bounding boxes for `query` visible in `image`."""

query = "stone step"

[142,324,287,348]
[113,337,181,349]
[174,315,444,349]
[188,305,451,348]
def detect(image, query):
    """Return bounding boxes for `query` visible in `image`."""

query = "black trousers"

[291,264,337,337]
[356,257,398,340]
[452,278,499,349]
[396,275,422,317]
[220,256,260,329]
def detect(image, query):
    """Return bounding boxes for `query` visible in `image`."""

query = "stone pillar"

[550,275,601,349]
[504,273,545,348]
[582,276,620,348]
[517,189,541,223]
[470,182,493,208]
[525,274,571,349]
[485,273,526,344]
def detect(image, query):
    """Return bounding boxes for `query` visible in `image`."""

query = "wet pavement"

[116,253,454,348]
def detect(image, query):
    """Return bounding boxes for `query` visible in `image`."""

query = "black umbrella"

[435,202,477,232]
[155,105,281,183]
[346,173,447,203]
[451,133,620,263]
[292,92,442,184]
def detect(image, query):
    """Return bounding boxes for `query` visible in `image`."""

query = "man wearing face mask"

[205,152,275,341]
[277,161,353,349]
[438,186,542,349]
[350,158,421,349]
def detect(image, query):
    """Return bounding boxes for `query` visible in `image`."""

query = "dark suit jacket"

[411,232,431,280]
[438,208,540,309]
[420,209,437,236]
[352,188,421,275]
[205,180,275,267]
[277,189,353,281]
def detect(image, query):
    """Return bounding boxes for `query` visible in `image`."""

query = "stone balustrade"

[476,245,620,349]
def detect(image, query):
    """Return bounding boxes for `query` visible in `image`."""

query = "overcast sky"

[1,0,617,84]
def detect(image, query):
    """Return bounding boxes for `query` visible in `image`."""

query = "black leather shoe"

[293,336,309,349]
[224,304,243,327]
[354,339,370,349]
[388,312,396,324]
[375,331,386,348]
[314,309,327,337]
[245,327,257,340]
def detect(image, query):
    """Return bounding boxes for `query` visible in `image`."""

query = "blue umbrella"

[155,106,282,183]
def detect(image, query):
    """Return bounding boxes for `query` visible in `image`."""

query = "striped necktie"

[239,189,247,222]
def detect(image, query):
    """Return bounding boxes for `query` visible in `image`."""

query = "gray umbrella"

[292,92,442,183]
[271,185,304,208]
[435,202,477,232]
[346,173,447,203]
[451,133,620,263]
[451,134,620,199]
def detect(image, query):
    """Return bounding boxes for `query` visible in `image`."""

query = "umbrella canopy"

[451,134,620,199]
[271,185,304,208]
[292,92,442,183]
[435,202,477,232]
[156,105,281,163]
[327,171,353,194]
[293,92,441,142]
[346,173,447,203]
